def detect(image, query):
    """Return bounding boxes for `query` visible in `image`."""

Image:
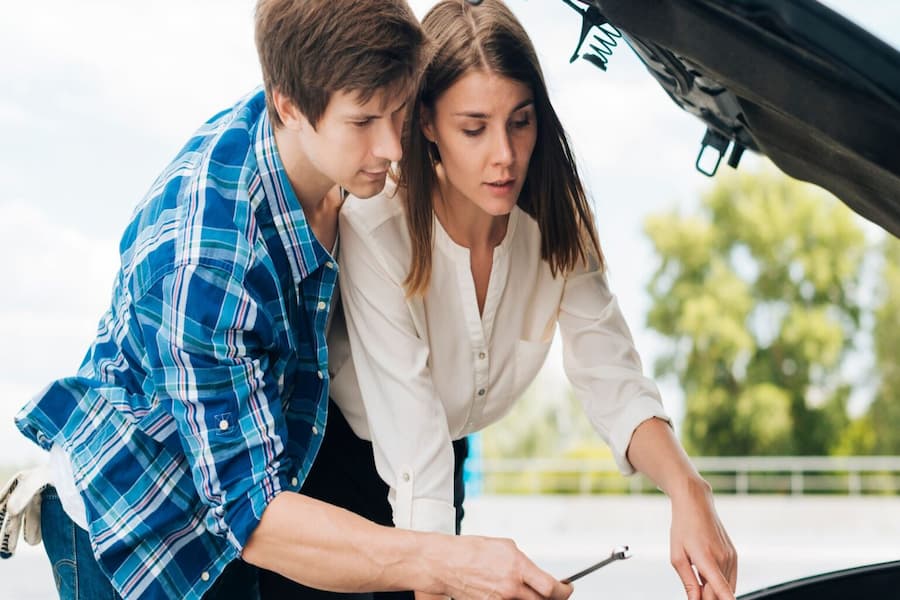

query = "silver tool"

[561,545,633,584]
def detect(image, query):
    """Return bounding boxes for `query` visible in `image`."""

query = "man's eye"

[353,119,373,127]
[462,127,484,137]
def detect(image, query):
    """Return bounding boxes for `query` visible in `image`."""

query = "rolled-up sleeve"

[338,211,456,535]
[559,259,671,474]
[137,263,290,551]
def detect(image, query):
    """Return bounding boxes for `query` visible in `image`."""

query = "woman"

[264,1,737,599]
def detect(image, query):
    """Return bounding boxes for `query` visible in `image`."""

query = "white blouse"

[327,185,669,536]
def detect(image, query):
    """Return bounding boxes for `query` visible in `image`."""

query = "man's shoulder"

[170,89,266,186]
[120,90,270,291]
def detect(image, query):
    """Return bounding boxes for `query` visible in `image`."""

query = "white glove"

[0,465,52,559]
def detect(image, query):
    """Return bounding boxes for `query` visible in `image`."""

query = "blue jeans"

[40,488,259,599]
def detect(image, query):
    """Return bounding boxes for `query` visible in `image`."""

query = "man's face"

[291,88,408,199]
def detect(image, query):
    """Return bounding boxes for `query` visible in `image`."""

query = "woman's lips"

[484,178,515,196]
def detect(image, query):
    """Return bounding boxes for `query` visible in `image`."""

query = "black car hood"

[568,0,900,237]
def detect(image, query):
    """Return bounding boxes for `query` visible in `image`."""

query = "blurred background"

[1,1,898,598]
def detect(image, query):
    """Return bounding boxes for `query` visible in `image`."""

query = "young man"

[0,1,572,599]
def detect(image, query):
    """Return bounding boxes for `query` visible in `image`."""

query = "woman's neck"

[433,167,509,251]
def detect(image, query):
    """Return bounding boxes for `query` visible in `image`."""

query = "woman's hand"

[668,477,737,600]
[623,418,738,600]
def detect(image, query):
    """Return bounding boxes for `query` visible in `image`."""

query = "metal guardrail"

[469,456,900,495]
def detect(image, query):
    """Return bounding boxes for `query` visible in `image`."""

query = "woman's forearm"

[625,417,709,498]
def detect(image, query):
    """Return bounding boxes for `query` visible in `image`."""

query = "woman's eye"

[462,127,485,137]
[512,118,531,129]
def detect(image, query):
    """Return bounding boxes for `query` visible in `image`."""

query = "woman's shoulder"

[341,178,406,233]
[339,179,412,274]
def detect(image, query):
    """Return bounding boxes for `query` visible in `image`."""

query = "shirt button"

[317,301,327,311]
[201,572,211,582]
[312,425,319,435]
[402,472,410,482]
[477,388,486,396]
[478,352,486,360]
[218,419,229,431]
[317,370,323,380]
[291,477,299,487]
[325,261,335,269]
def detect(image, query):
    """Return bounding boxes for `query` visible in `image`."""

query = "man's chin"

[343,177,387,199]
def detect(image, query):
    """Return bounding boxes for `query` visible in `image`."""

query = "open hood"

[563,0,900,237]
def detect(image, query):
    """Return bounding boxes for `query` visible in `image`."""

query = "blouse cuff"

[408,498,456,535]
[393,465,456,535]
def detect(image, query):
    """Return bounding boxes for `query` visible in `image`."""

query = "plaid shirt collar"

[253,109,328,285]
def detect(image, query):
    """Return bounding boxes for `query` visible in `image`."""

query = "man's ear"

[420,106,437,143]
[272,89,310,130]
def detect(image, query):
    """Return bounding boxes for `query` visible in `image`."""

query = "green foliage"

[481,381,603,460]
[480,374,625,493]
[645,169,869,455]
[841,236,900,454]
[870,236,900,453]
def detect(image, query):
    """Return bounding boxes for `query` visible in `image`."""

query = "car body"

[557,1,899,597]
[738,560,900,599]
[562,0,900,237]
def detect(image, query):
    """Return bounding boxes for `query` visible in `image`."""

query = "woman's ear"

[420,106,437,143]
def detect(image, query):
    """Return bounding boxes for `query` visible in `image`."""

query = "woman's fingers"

[671,551,702,600]
[694,551,736,600]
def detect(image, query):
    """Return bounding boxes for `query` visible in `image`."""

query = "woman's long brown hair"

[399,0,604,296]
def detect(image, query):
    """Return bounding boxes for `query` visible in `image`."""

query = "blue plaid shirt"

[16,89,336,599]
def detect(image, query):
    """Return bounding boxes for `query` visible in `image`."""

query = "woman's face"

[423,70,537,217]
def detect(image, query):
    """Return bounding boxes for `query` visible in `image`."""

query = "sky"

[1,0,898,466]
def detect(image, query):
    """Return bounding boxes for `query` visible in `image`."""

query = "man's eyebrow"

[347,100,408,121]
[452,98,534,119]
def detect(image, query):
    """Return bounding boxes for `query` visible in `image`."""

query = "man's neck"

[273,126,341,251]
[273,126,334,217]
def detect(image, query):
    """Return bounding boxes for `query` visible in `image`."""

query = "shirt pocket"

[512,339,553,398]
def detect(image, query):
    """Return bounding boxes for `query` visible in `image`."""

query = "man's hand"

[422,534,573,600]
[669,478,737,600]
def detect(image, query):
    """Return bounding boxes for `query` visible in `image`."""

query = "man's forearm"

[242,491,440,593]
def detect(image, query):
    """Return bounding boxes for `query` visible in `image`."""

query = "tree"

[644,170,867,455]
[481,373,603,460]
[840,236,900,454]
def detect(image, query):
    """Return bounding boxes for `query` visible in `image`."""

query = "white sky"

[1,0,898,466]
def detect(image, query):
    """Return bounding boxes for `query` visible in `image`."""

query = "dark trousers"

[259,401,468,599]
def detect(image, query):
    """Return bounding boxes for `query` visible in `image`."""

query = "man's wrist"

[408,531,454,595]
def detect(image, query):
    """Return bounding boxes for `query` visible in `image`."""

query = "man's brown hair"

[255,0,426,128]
